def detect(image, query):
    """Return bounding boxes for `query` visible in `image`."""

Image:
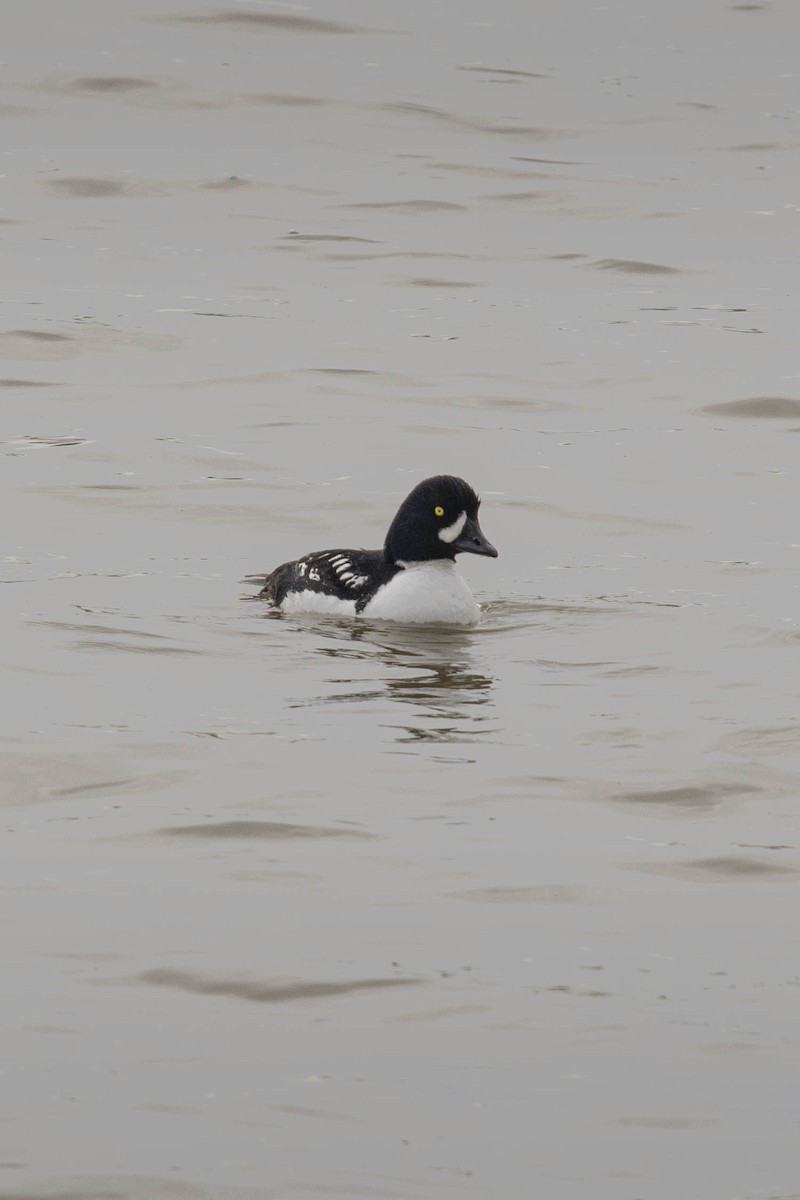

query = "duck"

[251,475,497,624]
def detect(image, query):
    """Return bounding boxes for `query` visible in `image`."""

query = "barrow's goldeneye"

[250,475,497,624]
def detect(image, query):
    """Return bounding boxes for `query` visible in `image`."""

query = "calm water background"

[2,2,799,1197]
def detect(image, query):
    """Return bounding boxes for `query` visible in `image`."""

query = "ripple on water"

[628,855,800,882]
[155,820,374,841]
[701,396,800,419]
[591,258,686,275]
[136,968,419,1004]
[151,11,371,35]
[615,782,762,813]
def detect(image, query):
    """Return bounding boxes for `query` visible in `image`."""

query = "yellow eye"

[434,505,444,517]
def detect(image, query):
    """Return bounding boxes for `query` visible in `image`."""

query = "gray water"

[2,2,800,1197]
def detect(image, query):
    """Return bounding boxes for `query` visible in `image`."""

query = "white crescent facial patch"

[438,510,467,544]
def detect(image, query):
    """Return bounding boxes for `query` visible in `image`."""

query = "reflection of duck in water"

[250,476,497,625]
[386,657,495,744]
[385,659,493,712]
[317,632,495,744]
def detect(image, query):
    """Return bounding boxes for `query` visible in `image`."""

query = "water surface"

[2,2,800,1198]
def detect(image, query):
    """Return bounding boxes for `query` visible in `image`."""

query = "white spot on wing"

[315,554,370,590]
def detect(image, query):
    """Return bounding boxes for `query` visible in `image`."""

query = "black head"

[384,475,498,565]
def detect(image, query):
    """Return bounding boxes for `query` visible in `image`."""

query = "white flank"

[280,590,357,617]
[362,561,479,625]
[438,510,467,544]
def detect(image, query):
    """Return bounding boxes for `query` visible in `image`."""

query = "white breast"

[361,561,480,625]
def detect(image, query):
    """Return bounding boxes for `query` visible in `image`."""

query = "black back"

[256,548,399,612]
